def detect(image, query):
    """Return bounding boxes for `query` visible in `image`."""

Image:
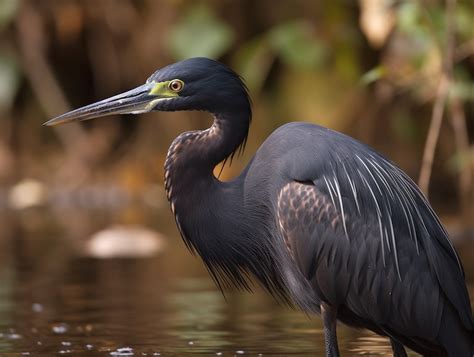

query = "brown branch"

[16,1,115,185]
[418,75,449,195]
[449,96,472,217]
[16,1,87,149]
[418,0,456,196]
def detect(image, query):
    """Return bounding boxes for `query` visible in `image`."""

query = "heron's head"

[44,57,251,126]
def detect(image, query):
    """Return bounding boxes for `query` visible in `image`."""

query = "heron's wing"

[320,150,473,331]
[277,181,349,282]
[277,181,410,321]
[277,180,443,339]
[277,155,473,336]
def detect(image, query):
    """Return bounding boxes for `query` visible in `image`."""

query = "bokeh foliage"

[0,0,472,219]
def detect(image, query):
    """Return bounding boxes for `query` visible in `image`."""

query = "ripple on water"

[110,346,134,356]
[51,324,69,334]
[0,218,471,357]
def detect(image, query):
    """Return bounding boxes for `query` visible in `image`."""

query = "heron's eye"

[169,79,184,93]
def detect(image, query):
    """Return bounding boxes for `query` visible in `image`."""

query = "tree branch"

[418,0,456,196]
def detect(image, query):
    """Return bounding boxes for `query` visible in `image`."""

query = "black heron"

[45,57,473,356]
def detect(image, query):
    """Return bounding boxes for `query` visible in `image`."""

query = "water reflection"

[0,208,472,356]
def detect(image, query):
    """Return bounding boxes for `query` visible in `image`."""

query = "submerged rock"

[85,225,164,258]
[8,179,47,209]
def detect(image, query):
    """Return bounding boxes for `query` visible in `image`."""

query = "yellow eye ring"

[169,79,184,92]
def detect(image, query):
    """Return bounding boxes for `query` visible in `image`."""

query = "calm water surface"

[0,207,472,356]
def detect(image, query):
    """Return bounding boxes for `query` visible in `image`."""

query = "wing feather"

[277,144,473,336]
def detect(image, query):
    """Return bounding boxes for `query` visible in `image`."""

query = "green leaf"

[268,20,327,69]
[0,0,19,30]
[396,2,420,33]
[0,54,20,113]
[396,2,430,43]
[447,147,474,173]
[233,36,273,93]
[167,4,234,60]
[360,66,386,85]
[450,80,474,101]
[456,4,474,41]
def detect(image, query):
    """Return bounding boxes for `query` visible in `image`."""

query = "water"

[0,208,471,356]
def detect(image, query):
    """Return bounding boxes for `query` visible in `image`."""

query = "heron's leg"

[390,338,407,357]
[321,302,340,357]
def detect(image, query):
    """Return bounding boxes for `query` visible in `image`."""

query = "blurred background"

[0,0,472,217]
[0,0,472,355]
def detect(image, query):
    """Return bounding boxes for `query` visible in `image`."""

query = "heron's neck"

[164,111,249,199]
[163,112,309,306]
[164,110,250,257]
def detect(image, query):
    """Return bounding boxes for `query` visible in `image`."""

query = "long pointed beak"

[44,83,158,126]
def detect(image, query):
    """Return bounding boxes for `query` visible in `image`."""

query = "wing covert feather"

[277,180,444,338]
